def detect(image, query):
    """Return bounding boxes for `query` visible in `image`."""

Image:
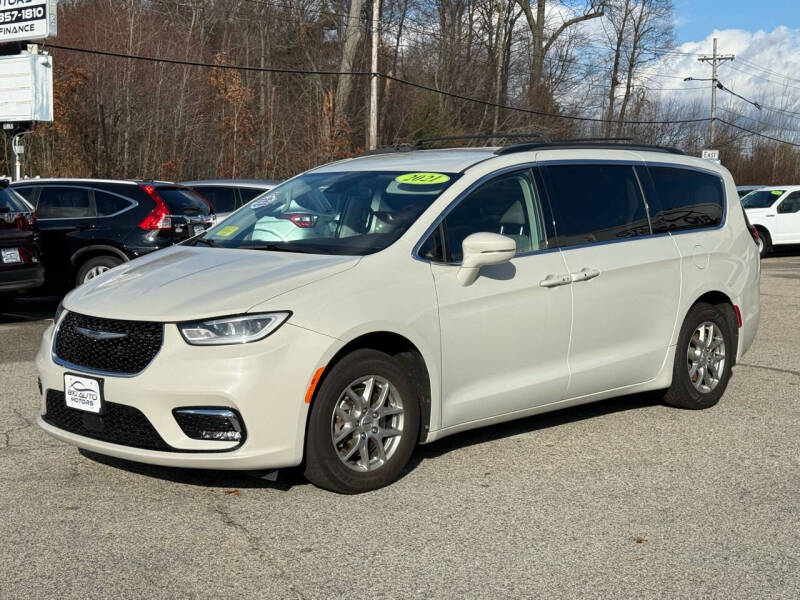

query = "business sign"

[701,149,719,161]
[0,0,57,44]
[0,52,53,122]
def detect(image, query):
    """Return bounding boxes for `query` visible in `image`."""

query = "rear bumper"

[0,265,45,292]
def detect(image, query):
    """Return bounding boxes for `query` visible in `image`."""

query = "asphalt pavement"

[1,254,798,599]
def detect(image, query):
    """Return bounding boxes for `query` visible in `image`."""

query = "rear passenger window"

[192,186,237,213]
[440,170,543,262]
[542,164,650,247]
[239,187,268,203]
[648,166,724,233]
[95,191,132,216]
[37,187,94,219]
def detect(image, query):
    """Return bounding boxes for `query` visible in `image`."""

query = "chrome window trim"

[32,185,139,221]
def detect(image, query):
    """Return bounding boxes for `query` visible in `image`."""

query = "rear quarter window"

[648,166,724,233]
[0,188,32,212]
[156,187,211,215]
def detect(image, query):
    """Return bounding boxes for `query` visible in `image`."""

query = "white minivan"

[36,140,761,493]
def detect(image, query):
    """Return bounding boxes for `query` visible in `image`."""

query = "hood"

[64,246,360,321]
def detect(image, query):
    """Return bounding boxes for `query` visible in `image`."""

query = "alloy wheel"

[331,375,405,472]
[687,321,726,393]
[84,265,110,282]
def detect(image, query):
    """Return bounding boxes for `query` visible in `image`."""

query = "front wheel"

[304,349,420,494]
[663,302,735,410]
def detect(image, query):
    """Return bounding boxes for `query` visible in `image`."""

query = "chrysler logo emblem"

[75,326,128,341]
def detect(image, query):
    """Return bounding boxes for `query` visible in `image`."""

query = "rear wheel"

[663,302,734,410]
[756,228,771,258]
[304,349,420,494]
[76,255,123,286]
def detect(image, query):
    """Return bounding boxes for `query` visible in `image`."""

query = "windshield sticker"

[771,190,784,195]
[251,193,279,209]
[216,225,239,237]
[395,173,451,185]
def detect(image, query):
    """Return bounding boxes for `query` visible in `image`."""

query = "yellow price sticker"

[216,225,239,237]
[395,172,451,185]
[771,190,784,195]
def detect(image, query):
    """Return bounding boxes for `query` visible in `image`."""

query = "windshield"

[742,190,783,209]
[198,170,459,255]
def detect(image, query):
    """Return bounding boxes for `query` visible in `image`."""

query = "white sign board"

[0,52,53,122]
[0,0,57,43]
[701,149,719,160]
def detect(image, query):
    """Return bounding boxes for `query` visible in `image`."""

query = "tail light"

[279,213,317,228]
[138,185,172,230]
[748,225,760,246]
[1,211,35,229]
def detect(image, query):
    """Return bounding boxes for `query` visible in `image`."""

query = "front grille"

[54,312,163,375]
[43,390,172,451]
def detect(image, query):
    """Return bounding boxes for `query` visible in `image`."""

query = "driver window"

[779,192,800,214]
[441,170,543,263]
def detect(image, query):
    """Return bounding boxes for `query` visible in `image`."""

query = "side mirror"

[457,232,516,286]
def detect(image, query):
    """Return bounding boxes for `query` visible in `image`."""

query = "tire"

[75,255,123,286]
[304,349,420,494]
[663,302,735,410]
[756,228,771,258]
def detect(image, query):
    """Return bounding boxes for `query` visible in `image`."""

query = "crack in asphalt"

[738,362,800,378]
[0,410,35,450]
[213,503,309,600]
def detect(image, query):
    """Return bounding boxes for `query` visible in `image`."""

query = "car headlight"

[178,312,291,346]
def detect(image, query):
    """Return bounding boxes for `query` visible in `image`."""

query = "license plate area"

[1,248,21,264]
[64,373,104,414]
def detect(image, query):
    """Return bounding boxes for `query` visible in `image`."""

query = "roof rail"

[414,131,551,149]
[496,138,685,156]
[356,144,415,157]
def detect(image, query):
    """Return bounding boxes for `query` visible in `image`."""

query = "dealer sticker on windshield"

[64,374,103,414]
[395,173,450,185]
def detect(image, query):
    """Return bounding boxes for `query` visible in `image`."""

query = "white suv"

[36,141,761,493]
[742,186,800,257]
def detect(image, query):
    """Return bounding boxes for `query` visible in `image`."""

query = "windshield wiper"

[238,243,318,253]
[194,237,216,247]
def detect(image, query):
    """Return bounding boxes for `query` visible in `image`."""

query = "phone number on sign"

[0,6,44,24]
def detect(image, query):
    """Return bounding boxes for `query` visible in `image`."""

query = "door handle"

[539,273,572,288]
[571,267,601,283]
[76,223,95,230]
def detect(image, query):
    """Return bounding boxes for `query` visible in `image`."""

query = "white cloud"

[643,27,800,115]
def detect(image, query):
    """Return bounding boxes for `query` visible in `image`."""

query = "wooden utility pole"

[698,38,734,145]
[368,0,380,150]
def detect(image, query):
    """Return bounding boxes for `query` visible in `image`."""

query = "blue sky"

[674,0,798,42]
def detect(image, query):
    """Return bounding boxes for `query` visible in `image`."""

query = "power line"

[46,42,712,126]
[718,119,800,148]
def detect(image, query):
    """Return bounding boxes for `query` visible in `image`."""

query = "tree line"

[5,0,800,185]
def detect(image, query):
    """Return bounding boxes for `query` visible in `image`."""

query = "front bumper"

[36,320,340,470]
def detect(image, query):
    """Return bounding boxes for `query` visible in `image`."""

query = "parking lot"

[0,254,798,599]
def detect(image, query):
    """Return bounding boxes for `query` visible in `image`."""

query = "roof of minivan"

[314,148,498,174]
[313,146,726,175]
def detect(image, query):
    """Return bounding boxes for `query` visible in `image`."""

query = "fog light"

[173,408,245,443]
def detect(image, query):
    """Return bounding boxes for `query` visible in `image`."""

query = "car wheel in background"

[304,349,420,494]
[756,229,771,258]
[663,302,735,410]
[76,256,123,286]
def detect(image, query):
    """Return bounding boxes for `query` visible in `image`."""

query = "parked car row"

[0,178,279,303]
